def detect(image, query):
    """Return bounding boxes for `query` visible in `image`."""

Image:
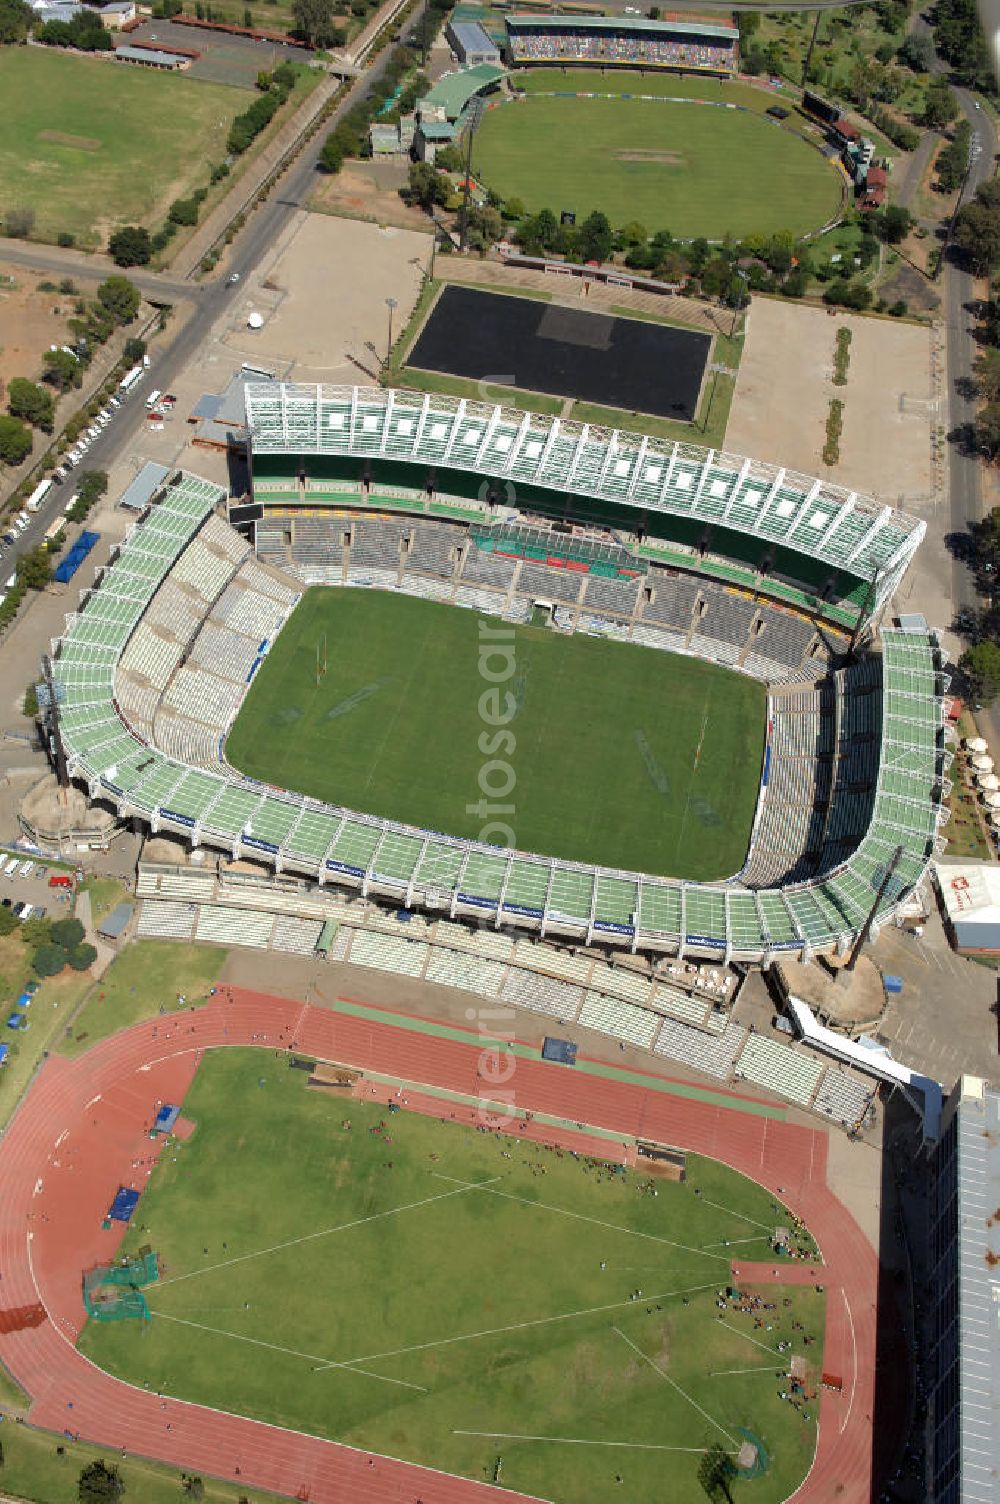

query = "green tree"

[577,210,613,263]
[697,1443,734,1503]
[69,942,98,972]
[937,121,972,192]
[291,0,338,45]
[42,348,81,390]
[107,226,152,267]
[954,200,1000,272]
[7,378,54,431]
[16,546,52,591]
[0,906,18,938]
[874,204,912,245]
[168,197,199,227]
[898,30,933,70]
[0,0,33,43]
[50,917,85,950]
[501,194,526,222]
[0,414,32,465]
[318,135,344,174]
[700,257,732,298]
[78,1459,125,1504]
[33,943,67,978]
[97,276,140,324]
[924,78,960,129]
[404,161,450,210]
[961,640,1000,701]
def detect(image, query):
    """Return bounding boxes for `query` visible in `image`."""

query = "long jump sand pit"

[223,211,431,381]
[726,298,934,504]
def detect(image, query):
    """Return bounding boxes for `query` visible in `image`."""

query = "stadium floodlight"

[459,98,486,254]
[385,296,399,371]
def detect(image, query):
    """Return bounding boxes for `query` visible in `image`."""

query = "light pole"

[459,98,485,253]
[385,295,398,373]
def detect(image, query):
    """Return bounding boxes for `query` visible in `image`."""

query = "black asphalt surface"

[409,285,711,420]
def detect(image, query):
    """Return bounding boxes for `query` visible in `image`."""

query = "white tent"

[964,736,988,753]
[247,311,264,330]
[984,791,1000,809]
[972,754,995,772]
[977,772,1000,792]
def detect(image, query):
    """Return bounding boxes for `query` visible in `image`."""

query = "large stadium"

[50,383,948,967]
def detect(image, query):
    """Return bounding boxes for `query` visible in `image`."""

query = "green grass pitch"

[474,75,843,239]
[80,1049,825,1504]
[0,49,238,245]
[224,589,765,881]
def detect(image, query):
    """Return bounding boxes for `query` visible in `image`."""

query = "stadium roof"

[449,20,499,52]
[244,384,925,615]
[51,471,949,963]
[950,1077,1000,1504]
[419,63,506,121]
[505,14,739,40]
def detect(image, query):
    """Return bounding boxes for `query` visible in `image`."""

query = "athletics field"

[80,1048,825,1504]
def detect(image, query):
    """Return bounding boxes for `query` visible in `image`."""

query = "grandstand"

[45,414,950,964]
[505,14,739,76]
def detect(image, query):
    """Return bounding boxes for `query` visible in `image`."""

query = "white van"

[3,857,19,876]
[145,389,162,410]
[19,861,34,880]
[5,573,16,590]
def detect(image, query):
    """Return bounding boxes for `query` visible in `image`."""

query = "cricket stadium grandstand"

[504,13,740,76]
[42,385,951,985]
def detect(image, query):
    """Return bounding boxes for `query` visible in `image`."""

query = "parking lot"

[0,854,76,927]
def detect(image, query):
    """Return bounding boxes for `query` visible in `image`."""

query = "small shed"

[119,461,170,513]
[97,901,133,943]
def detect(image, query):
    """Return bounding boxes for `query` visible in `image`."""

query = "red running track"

[0,987,880,1503]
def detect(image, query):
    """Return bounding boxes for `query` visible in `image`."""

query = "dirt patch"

[615,149,684,165]
[0,265,84,402]
[726,296,934,504]
[309,160,432,236]
[38,130,101,152]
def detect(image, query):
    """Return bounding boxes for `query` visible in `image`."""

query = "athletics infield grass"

[474,74,843,240]
[80,1049,824,1504]
[224,590,765,881]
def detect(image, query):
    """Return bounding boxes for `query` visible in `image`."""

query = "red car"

[48,874,72,889]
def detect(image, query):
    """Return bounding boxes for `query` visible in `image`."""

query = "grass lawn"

[0,1411,286,1504]
[81,1049,824,1504]
[477,81,842,238]
[0,49,238,246]
[225,590,765,880]
[59,941,225,1060]
[0,931,93,1131]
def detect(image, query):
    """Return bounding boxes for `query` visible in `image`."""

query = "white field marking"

[840,1287,857,1435]
[152,1312,427,1393]
[157,1179,500,1289]
[700,1235,772,1250]
[317,1281,719,1374]
[612,1327,738,1448]
[431,1172,730,1263]
[84,1093,102,1110]
[452,1431,736,1454]
[694,1196,774,1232]
[709,1365,785,1377]
[54,1130,69,1150]
[715,1319,779,1356]
[26,1236,540,1502]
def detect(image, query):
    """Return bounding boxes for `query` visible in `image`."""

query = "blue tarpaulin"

[153,1104,180,1134]
[0,1043,9,1064]
[108,1187,140,1223]
[542,1037,578,1066]
[54,530,99,585]
[6,1013,26,1030]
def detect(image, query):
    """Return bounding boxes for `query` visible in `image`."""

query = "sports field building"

[504,13,740,76]
[43,385,952,968]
